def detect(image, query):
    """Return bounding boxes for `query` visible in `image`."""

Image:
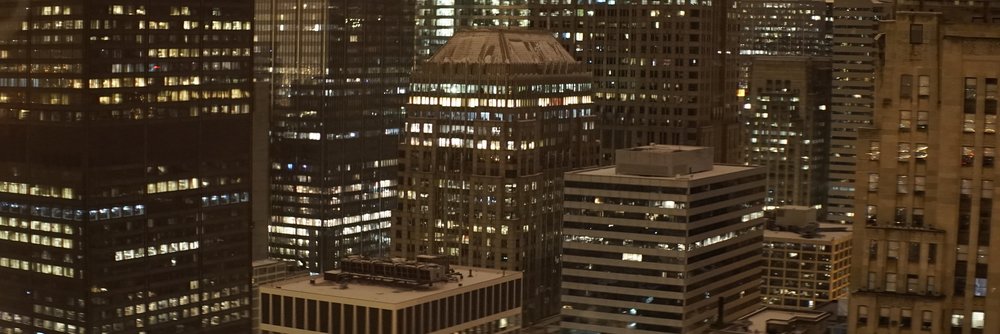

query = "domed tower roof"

[427,29,575,65]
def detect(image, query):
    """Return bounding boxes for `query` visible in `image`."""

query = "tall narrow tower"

[0,1,254,333]
[394,29,598,323]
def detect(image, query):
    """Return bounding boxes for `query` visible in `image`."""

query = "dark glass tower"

[0,1,253,333]
[256,1,414,272]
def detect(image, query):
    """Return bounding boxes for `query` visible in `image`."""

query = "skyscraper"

[416,1,743,163]
[745,56,830,209]
[826,0,885,223]
[394,29,598,323]
[850,6,1000,334]
[561,145,766,333]
[256,0,414,271]
[736,0,832,57]
[0,1,253,333]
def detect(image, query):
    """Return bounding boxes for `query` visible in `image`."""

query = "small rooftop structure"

[615,145,714,177]
[712,307,832,334]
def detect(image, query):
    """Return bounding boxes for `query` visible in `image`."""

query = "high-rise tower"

[394,29,599,323]
[850,6,1000,334]
[0,1,254,333]
[826,0,886,223]
[416,1,742,163]
[561,145,766,333]
[256,0,414,271]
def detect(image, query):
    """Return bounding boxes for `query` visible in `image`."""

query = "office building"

[762,207,851,310]
[251,260,306,334]
[850,8,1000,334]
[0,1,254,333]
[416,2,742,163]
[561,145,766,334]
[736,0,832,57]
[826,0,886,223]
[256,0,414,271]
[258,262,522,334]
[394,29,598,324]
[745,56,830,209]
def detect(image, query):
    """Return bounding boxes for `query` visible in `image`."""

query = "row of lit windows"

[411,82,591,94]
[408,137,541,151]
[273,210,391,228]
[0,182,74,199]
[0,216,74,234]
[0,256,75,278]
[0,230,74,249]
[114,241,200,262]
[409,95,592,108]
[146,178,202,194]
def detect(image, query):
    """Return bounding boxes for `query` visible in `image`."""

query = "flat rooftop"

[742,307,830,334]
[765,223,853,242]
[570,164,758,181]
[262,266,518,306]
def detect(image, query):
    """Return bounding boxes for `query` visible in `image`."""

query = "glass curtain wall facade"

[256,0,414,272]
[0,1,254,333]
[394,30,599,324]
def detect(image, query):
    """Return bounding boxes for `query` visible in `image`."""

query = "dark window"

[283,296,293,327]
[319,302,329,332]
[261,294,271,324]
[306,300,317,331]
[344,304,353,333]
[900,75,913,99]
[381,309,391,334]
[294,298,305,329]
[910,24,924,44]
[355,306,366,333]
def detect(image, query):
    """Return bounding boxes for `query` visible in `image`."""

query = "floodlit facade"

[850,8,1000,334]
[762,207,851,310]
[258,266,522,334]
[393,30,599,324]
[746,56,830,209]
[0,1,254,333]
[256,0,414,271]
[561,145,766,334]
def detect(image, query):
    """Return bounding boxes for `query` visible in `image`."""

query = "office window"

[963,147,975,167]
[984,148,995,167]
[899,143,911,161]
[901,309,913,329]
[922,311,933,330]
[917,111,929,130]
[965,78,978,114]
[951,311,964,328]
[888,241,900,259]
[907,274,919,293]
[879,307,891,326]
[908,243,920,263]
[900,110,912,129]
[901,75,913,99]
[868,173,879,191]
[919,76,930,98]
[972,311,984,329]
[986,78,997,114]
[914,176,926,193]
[858,306,869,326]
[868,271,877,290]
[964,114,976,133]
[910,24,923,44]
[897,176,909,194]
[869,141,880,160]
[886,273,898,292]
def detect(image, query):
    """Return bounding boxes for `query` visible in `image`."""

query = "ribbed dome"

[427,29,576,64]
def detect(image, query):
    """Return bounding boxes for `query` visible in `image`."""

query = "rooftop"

[765,223,853,242]
[428,29,576,64]
[570,163,758,182]
[744,307,830,334]
[262,266,518,306]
